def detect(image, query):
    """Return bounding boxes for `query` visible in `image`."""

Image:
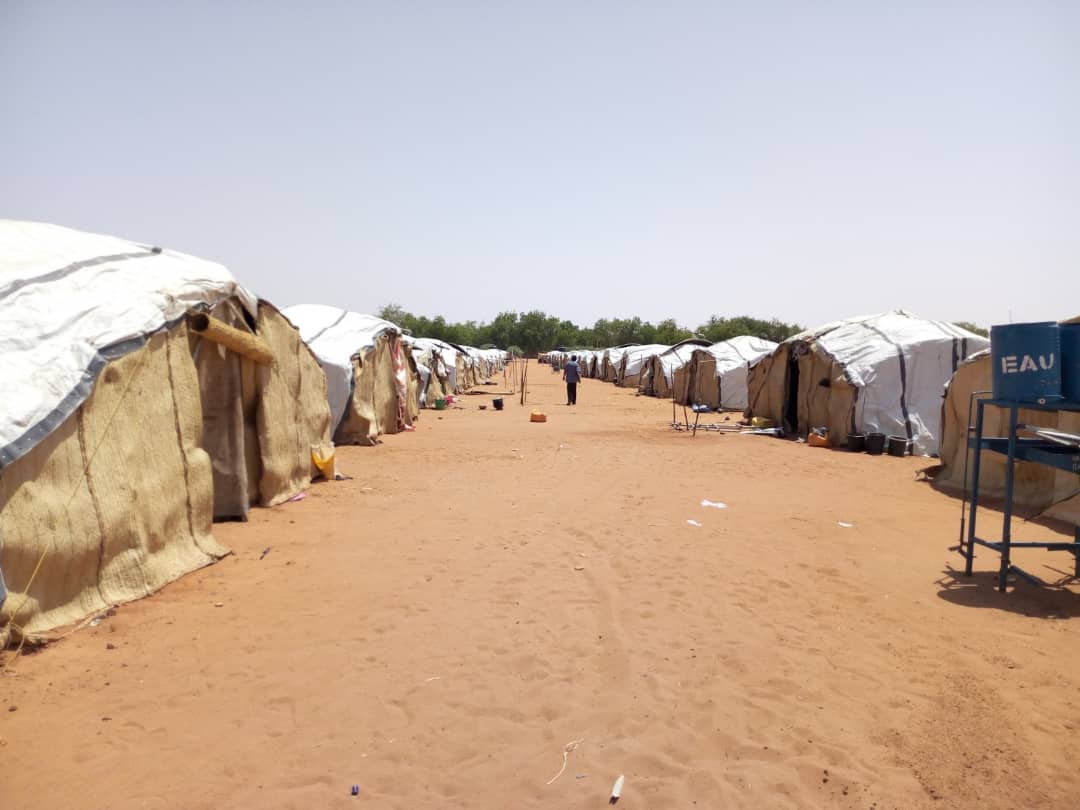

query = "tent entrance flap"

[784,350,800,433]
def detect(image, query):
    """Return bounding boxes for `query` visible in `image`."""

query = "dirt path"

[3,371,1080,809]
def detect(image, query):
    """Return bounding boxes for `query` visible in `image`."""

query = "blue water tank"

[990,322,1062,402]
[1061,323,1080,403]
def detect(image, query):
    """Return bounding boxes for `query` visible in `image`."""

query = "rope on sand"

[546,738,584,785]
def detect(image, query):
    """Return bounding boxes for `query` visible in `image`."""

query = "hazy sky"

[2,2,1077,330]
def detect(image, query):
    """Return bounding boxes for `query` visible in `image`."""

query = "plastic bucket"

[866,432,886,455]
[847,433,866,452]
[887,435,911,457]
[1061,323,1080,403]
[492,397,504,411]
[434,398,447,410]
[990,322,1062,402]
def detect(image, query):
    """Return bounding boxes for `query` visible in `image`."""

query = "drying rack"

[670,400,744,437]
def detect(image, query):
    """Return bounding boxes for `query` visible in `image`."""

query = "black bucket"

[492,397,504,411]
[887,435,911,457]
[846,433,866,452]
[865,432,886,455]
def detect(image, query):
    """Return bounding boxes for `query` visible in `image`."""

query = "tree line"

[377,303,804,356]
[377,304,989,356]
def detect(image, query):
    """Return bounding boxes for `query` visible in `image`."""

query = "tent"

[637,339,712,398]
[402,337,505,406]
[283,305,419,444]
[0,221,331,640]
[670,336,778,409]
[586,351,602,378]
[746,310,989,456]
[599,345,639,383]
[935,350,1080,526]
[407,337,469,398]
[617,344,675,388]
[402,336,437,408]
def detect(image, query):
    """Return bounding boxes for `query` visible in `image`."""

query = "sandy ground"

[3,368,1080,809]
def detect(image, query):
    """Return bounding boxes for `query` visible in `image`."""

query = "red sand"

[3,371,1080,809]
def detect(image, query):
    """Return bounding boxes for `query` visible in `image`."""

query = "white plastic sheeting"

[410,337,461,392]
[800,310,988,455]
[0,220,257,468]
[602,346,638,379]
[402,335,453,406]
[696,336,778,409]
[620,344,671,383]
[647,340,713,386]
[282,305,401,431]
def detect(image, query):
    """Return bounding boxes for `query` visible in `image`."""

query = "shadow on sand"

[936,564,1080,618]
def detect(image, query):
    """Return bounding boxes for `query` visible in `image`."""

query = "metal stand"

[964,399,1080,591]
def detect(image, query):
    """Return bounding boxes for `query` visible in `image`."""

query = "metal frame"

[965,398,1080,590]
[670,399,743,436]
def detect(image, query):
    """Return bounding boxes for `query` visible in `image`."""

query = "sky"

[2,1,1077,331]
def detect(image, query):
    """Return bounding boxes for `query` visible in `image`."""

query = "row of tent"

[0,221,507,642]
[547,310,989,456]
[549,311,1078,527]
[547,336,779,411]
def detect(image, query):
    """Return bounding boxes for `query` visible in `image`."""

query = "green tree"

[654,318,693,345]
[377,302,410,327]
[697,315,802,344]
[954,321,989,337]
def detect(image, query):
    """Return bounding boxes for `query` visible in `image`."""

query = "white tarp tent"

[410,337,462,393]
[0,220,257,468]
[601,346,637,381]
[747,310,989,455]
[693,336,778,409]
[618,344,670,386]
[401,336,435,407]
[282,305,401,432]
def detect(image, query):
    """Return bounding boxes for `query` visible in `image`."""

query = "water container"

[990,322,1062,402]
[1061,324,1080,404]
[866,432,886,455]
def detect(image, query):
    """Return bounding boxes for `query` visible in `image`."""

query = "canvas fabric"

[0,326,226,640]
[255,303,333,503]
[0,220,256,469]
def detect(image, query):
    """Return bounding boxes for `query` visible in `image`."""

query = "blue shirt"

[564,360,581,383]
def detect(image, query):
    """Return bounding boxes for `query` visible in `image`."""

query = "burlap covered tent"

[284,305,419,445]
[669,336,777,408]
[746,310,988,455]
[585,351,602,378]
[615,344,672,388]
[407,337,465,400]
[402,336,436,408]
[600,345,638,382]
[935,350,1080,526]
[573,350,596,378]
[0,221,331,641]
[478,348,508,377]
[637,339,712,398]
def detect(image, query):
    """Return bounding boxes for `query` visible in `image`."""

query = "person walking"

[563,354,581,405]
